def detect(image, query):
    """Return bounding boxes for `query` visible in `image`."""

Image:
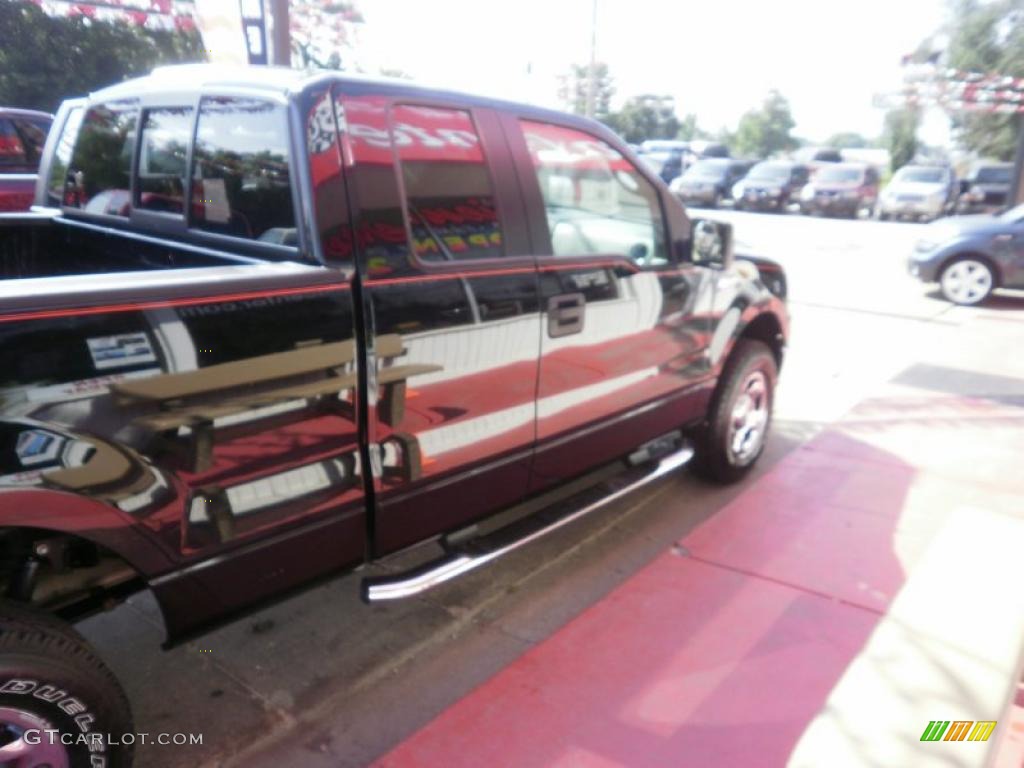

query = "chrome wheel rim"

[0,707,69,768]
[941,260,992,305]
[728,370,769,465]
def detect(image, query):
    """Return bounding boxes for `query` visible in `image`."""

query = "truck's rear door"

[334,90,541,556]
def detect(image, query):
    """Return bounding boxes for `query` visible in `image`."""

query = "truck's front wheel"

[0,602,133,767]
[694,340,777,483]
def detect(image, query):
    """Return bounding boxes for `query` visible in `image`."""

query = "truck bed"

[0,213,248,279]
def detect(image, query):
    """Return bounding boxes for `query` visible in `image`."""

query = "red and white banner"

[27,0,196,31]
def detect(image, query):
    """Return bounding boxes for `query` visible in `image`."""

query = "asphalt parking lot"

[76,211,1024,768]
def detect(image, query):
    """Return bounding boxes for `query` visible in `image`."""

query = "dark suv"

[0,65,788,766]
[956,162,1014,214]
[669,158,752,208]
[732,161,810,212]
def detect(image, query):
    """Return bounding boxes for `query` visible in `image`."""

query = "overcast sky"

[355,0,952,144]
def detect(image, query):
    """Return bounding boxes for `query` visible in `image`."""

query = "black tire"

[693,340,777,484]
[0,601,133,767]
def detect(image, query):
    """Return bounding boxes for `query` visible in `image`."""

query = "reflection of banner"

[522,121,633,173]
[337,97,487,166]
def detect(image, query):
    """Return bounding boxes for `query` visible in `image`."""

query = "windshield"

[683,159,730,180]
[816,166,863,184]
[975,166,1013,184]
[895,167,945,184]
[998,202,1024,222]
[747,163,790,181]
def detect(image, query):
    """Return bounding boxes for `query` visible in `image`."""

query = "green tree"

[0,2,204,113]
[936,0,1024,159]
[883,107,920,171]
[732,90,797,159]
[676,113,709,141]
[558,62,615,118]
[826,132,871,149]
[602,94,680,144]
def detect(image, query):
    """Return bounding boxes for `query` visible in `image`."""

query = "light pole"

[269,0,290,66]
[585,0,597,117]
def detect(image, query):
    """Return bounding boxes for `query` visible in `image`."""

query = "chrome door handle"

[547,292,585,337]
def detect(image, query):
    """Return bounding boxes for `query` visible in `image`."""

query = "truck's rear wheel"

[0,602,133,767]
[694,340,777,483]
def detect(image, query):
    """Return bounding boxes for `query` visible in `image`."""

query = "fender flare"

[0,487,176,578]
[709,302,787,376]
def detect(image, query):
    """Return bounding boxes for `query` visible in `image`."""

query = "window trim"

[514,115,675,270]
[129,101,200,236]
[60,99,141,223]
[37,99,85,209]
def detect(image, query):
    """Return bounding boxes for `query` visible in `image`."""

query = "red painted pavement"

[374,395,1022,767]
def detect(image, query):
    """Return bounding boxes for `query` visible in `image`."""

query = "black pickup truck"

[0,65,788,766]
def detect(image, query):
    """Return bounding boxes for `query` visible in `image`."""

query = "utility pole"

[1012,113,1024,205]
[269,0,290,66]
[585,0,597,117]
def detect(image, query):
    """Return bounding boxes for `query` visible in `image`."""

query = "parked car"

[956,162,1014,215]
[794,146,843,166]
[908,203,1024,305]
[798,162,880,218]
[688,140,730,159]
[877,164,958,222]
[669,158,751,208]
[0,64,788,765]
[0,107,53,212]
[732,161,810,212]
[638,148,687,183]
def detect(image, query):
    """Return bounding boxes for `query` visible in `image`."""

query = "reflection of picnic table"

[112,334,439,473]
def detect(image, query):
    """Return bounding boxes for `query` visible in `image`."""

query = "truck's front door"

[507,117,716,490]
[334,91,541,556]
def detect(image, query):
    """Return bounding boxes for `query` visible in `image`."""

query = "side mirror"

[958,179,970,195]
[689,218,734,269]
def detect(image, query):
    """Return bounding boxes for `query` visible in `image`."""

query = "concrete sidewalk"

[375,387,1024,768]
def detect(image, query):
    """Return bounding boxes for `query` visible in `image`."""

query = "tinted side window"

[137,107,193,214]
[66,101,139,216]
[190,97,295,243]
[11,119,50,168]
[393,105,504,262]
[0,119,28,169]
[46,107,84,206]
[520,120,668,267]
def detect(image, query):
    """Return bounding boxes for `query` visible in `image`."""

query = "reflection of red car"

[0,108,53,212]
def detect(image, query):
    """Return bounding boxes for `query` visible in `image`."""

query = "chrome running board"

[361,442,693,602]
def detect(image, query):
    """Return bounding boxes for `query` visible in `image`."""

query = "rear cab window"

[137,106,193,214]
[190,97,296,244]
